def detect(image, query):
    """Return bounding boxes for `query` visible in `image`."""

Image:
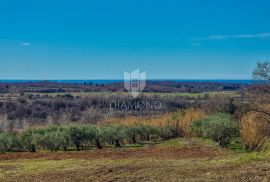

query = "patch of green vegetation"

[191,113,239,147]
[0,159,85,179]
[211,150,270,166]
[232,152,270,164]
[157,138,219,148]
[227,138,250,153]
[22,159,82,172]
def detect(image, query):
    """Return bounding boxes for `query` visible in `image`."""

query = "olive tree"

[0,133,21,152]
[20,130,36,152]
[100,125,127,147]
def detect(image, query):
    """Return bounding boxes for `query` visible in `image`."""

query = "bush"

[158,125,175,140]
[0,133,21,152]
[0,124,177,152]
[100,125,127,147]
[67,125,87,151]
[85,126,102,149]
[38,128,71,152]
[240,112,268,150]
[81,125,102,149]
[42,131,62,152]
[20,130,36,152]
[136,125,160,141]
[191,113,239,147]
[125,125,141,144]
[57,127,71,151]
[33,126,71,152]
[67,125,99,150]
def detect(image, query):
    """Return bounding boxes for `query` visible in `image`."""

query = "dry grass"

[177,108,206,137]
[240,111,270,150]
[105,108,207,137]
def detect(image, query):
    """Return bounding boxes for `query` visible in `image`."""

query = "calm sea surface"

[0,80,254,84]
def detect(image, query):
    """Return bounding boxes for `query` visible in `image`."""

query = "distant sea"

[0,80,254,84]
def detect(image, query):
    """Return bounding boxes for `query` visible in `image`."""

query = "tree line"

[0,124,175,153]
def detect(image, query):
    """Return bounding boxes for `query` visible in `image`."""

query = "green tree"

[67,125,86,151]
[137,125,159,141]
[158,126,175,140]
[100,125,127,147]
[58,127,71,151]
[0,133,21,152]
[20,130,36,152]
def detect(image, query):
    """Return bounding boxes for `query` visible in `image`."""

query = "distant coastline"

[0,79,254,84]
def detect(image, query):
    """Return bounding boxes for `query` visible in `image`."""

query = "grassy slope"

[0,138,269,182]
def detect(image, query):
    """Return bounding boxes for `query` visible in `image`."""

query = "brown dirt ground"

[0,145,224,161]
[1,143,270,182]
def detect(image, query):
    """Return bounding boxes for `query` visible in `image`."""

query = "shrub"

[100,125,127,147]
[125,125,141,144]
[33,126,71,151]
[20,130,36,152]
[67,125,99,150]
[81,125,102,149]
[0,122,178,152]
[57,127,71,151]
[30,128,47,149]
[42,131,62,152]
[136,125,160,141]
[0,133,21,152]
[191,113,239,147]
[37,127,71,152]
[158,125,175,140]
[240,112,268,150]
[125,125,159,143]
[67,125,87,151]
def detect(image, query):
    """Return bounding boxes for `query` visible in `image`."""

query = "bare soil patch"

[0,145,224,161]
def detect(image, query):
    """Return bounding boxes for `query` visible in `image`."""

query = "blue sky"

[0,0,270,79]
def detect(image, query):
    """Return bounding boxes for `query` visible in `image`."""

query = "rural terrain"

[0,64,270,182]
[1,0,270,181]
[1,138,270,182]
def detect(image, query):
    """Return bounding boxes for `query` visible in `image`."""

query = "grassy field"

[0,138,269,182]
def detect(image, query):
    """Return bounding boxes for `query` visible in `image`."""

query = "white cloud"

[192,32,270,41]
[20,42,31,46]
[190,32,270,47]
[191,42,202,47]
